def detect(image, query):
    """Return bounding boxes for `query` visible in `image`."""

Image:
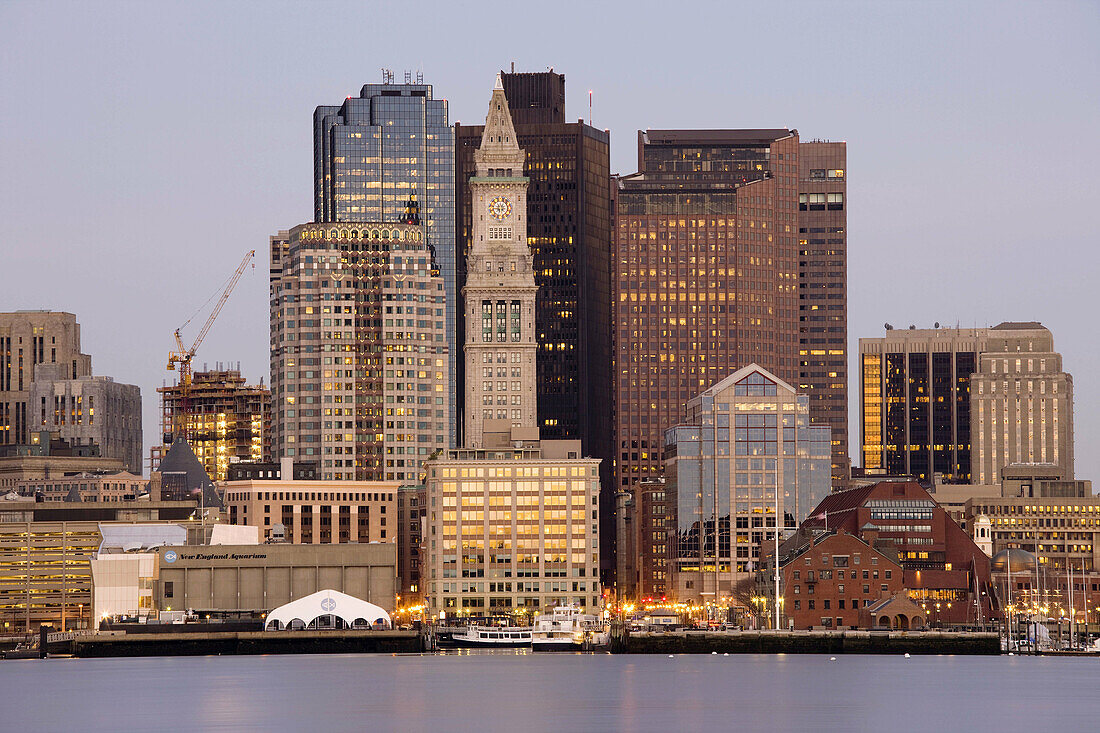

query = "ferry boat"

[450,625,532,648]
[531,606,609,652]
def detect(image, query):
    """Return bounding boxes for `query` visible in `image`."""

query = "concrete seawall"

[614,630,1000,655]
[53,629,424,658]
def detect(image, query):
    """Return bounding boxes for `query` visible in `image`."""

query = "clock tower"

[463,75,538,447]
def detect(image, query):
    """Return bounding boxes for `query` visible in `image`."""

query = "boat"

[531,606,609,652]
[450,625,532,648]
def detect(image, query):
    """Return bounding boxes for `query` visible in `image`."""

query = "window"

[164,582,174,599]
[823,600,831,610]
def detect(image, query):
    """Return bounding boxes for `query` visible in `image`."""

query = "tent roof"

[265,589,390,629]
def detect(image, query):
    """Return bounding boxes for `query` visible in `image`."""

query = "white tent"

[265,589,391,631]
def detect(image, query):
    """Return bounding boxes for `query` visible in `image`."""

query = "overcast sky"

[1,1,1097,483]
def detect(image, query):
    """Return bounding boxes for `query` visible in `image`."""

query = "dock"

[611,629,1001,655]
[45,629,427,657]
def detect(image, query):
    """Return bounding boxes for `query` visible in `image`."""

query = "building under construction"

[153,366,271,481]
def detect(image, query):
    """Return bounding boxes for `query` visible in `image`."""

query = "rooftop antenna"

[589,89,593,126]
[416,70,423,84]
[404,70,412,84]
[381,68,394,84]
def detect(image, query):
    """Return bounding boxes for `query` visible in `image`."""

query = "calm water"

[1,651,1098,732]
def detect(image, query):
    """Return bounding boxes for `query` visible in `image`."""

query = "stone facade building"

[970,322,1073,483]
[461,75,538,446]
[454,71,613,571]
[223,474,398,545]
[1,312,141,473]
[424,79,602,618]
[612,129,850,507]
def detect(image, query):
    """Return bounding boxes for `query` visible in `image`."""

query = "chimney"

[280,456,294,481]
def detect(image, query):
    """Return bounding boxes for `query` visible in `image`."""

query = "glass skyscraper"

[314,82,456,447]
[663,365,831,604]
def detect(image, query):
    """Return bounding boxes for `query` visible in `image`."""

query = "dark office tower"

[454,70,613,557]
[612,129,801,496]
[860,327,988,483]
[798,143,849,488]
[314,80,457,447]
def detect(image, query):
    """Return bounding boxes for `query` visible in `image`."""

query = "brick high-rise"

[613,129,802,494]
[798,143,849,486]
[612,130,849,505]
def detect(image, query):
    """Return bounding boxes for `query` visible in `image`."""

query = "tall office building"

[613,129,801,496]
[314,79,457,447]
[860,326,989,482]
[798,143,849,486]
[269,215,450,482]
[664,365,831,603]
[970,322,1073,483]
[454,70,612,463]
[612,130,849,509]
[0,311,141,473]
[425,79,601,617]
[154,368,271,481]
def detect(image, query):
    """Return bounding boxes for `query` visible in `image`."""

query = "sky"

[1,0,1097,483]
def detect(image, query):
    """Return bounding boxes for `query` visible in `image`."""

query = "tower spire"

[476,78,521,160]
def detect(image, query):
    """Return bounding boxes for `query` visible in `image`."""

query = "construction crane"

[166,249,256,443]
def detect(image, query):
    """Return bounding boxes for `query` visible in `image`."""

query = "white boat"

[450,625,532,648]
[531,606,609,652]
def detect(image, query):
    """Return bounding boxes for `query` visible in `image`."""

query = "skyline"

[1,1,1097,481]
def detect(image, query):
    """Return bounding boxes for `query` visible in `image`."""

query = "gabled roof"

[698,363,796,399]
[802,484,878,530]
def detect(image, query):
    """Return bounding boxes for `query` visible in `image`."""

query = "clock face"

[488,197,512,221]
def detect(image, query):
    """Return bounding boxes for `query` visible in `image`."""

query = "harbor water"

[1,651,1097,732]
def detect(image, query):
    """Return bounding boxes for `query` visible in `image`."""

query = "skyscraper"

[425,78,601,617]
[612,129,801,496]
[798,143,849,486]
[460,75,538,446]
[454,70,611,463]
[269,213,450,482]
[314,80,457,447]
[860,326,987,482]
[455,70,613,576]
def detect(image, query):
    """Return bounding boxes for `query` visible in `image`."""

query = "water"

[1,651,1097,732]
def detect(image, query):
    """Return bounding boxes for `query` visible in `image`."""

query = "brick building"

[776,530,905,630]
[799,480,997,624]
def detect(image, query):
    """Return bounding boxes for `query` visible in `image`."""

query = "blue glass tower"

[314,82,456,447]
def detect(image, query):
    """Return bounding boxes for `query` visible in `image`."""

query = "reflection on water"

[0,652,1096,732]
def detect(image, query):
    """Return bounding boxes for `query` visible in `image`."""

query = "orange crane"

[166,249,256,442]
